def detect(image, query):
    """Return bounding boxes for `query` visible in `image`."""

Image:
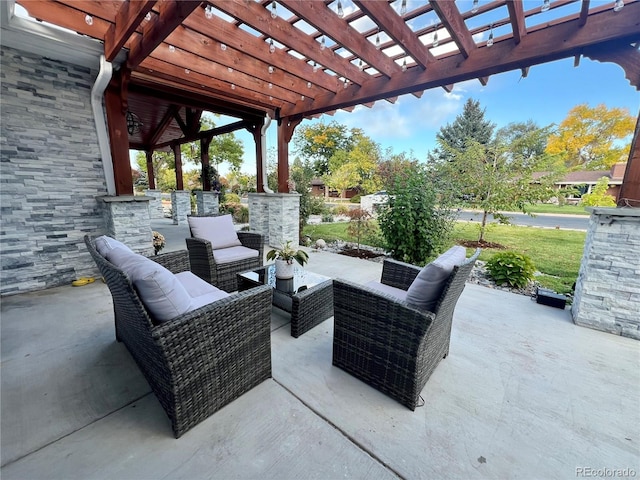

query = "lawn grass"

[522,204,589,215]
[303,221,586,295]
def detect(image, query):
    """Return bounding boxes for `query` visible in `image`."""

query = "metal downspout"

[261,114,274,194]
[91,55,115,195]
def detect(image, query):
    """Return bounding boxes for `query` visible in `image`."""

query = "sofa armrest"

[151,250,190,274]
[380,258,421,291]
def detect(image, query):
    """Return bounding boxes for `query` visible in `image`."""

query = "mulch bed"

[458,240,506,249]
[339,247,384,260]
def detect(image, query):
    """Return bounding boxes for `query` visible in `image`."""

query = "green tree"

[289,156,316,240]
[580,177,617,206]
[428,98,495,163]
[378,164,456,265]
[293,121,354,176]
[546,103,634,170]
[377,150,418,191]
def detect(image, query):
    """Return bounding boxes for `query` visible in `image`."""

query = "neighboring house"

[310,178,360,199]
[534,163,626,202]
[557,163,626,199]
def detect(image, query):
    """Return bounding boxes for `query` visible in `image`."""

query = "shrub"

[308,196,327,215]
[333,204,350,216]
[378,165,456,265]
[224,192,241,204]
[349,195,361,204]
[321,213,334,223]
[221,202,249,223]
[580,177,616,207]
[486,251,536,288]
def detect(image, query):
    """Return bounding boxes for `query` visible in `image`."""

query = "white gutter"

[261,114,274,194]
[91,55,115,195]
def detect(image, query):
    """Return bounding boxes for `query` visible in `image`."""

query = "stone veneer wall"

[100,196,153,256]
[195,190,219,215]
[572,208,640,340]
[0,46,108,295]
[248,193,300,247]
[171,190,191,225]
[145,189,164,219]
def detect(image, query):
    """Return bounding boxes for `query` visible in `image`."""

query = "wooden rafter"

[353,0,435,70]
[127,1,201,69]
[430,0,477,59]
[279,0,401,79]
[104,0,156,62]
[506,0,527,45]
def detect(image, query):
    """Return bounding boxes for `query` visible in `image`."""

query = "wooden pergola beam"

[430,0,477,59]
[506,0,527,45]
[127,1,201,69]
[353,0,435,69]
[104,0,156,61]
[279,0,401,79]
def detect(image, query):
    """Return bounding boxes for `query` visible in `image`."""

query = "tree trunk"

[479,211,489,242]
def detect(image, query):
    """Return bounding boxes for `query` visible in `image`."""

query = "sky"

[211,56,639,177]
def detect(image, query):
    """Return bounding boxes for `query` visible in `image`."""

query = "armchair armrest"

[238,231,264,264]
[380,258,421,291]
[151,250,190,274]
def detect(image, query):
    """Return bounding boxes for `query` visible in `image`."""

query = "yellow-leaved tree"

[546,104,634,171]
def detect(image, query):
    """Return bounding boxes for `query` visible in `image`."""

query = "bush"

[220,202,249,223]
[321,213,334,223]
[309,196,328,215]
[486,251,536,288]
[346,208,376,252]
[378,165,456,265]
[224,192,241,204]
[349,195,361,203]
[332,204,350,216]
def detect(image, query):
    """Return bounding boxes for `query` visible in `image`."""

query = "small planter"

[274,259,295,279]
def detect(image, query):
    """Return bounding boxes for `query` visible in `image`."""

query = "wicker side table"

[238,265,334,338]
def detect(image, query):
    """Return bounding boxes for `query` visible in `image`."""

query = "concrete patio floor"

[1,220,639,479]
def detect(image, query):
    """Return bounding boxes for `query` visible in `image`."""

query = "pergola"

[16,0,640,201]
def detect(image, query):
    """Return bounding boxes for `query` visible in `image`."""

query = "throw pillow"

[107,247,191,323]
[405,246,467,311]
[95,235,132,258]
[188,215,242,250]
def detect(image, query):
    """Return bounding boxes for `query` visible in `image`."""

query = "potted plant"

[266,241,309,279]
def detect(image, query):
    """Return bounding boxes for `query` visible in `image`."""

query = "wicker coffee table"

[237,265,333,338]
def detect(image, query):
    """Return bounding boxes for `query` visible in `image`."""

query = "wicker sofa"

[185,214,264,292]
[85,235,273,438]
[332,249,480,410]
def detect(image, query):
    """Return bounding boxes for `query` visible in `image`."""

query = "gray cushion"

[175,271,231,312]
[405,246,467,311]
[212,245,259,264]
[107,247,192,323]
[364,280,408,301]
[95,235,132,258]
[188,215,242,250]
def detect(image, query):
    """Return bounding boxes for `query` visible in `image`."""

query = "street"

[458,210,589,230]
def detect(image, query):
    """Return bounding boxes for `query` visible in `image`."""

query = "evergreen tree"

[428,98,495,163]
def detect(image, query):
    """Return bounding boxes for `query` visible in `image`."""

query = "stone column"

[248,193,300,247]
[195,190,219,215]
[171,190,191,225]
[145,189,164,219]
[99,195,153,255]
[572,207,640,340]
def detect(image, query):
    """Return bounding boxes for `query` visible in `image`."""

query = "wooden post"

[618,113,640,206]
[277,117,301,193]
[251,124,264,193]
[145,150,155,190]
[201,137,211,191]
[173,144,184,191]
[104,69,133,195]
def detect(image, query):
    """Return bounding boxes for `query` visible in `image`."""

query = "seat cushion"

[212,245,260,264]
[365,280,408,301]
[188,215,242,250]
[95,235,133,258]
[175,271,231,312]
[107,247,192,323]
[405,246,467,311]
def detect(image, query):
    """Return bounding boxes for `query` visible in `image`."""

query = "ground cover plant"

[303,221,585,294]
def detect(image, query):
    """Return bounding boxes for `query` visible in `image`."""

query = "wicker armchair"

[84,235,273,438]
[332,249,480,410]
[186,214,264,292]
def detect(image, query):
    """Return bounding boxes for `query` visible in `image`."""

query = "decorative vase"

[274,258,294,279]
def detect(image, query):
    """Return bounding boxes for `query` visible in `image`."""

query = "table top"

[239,264,330,295]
